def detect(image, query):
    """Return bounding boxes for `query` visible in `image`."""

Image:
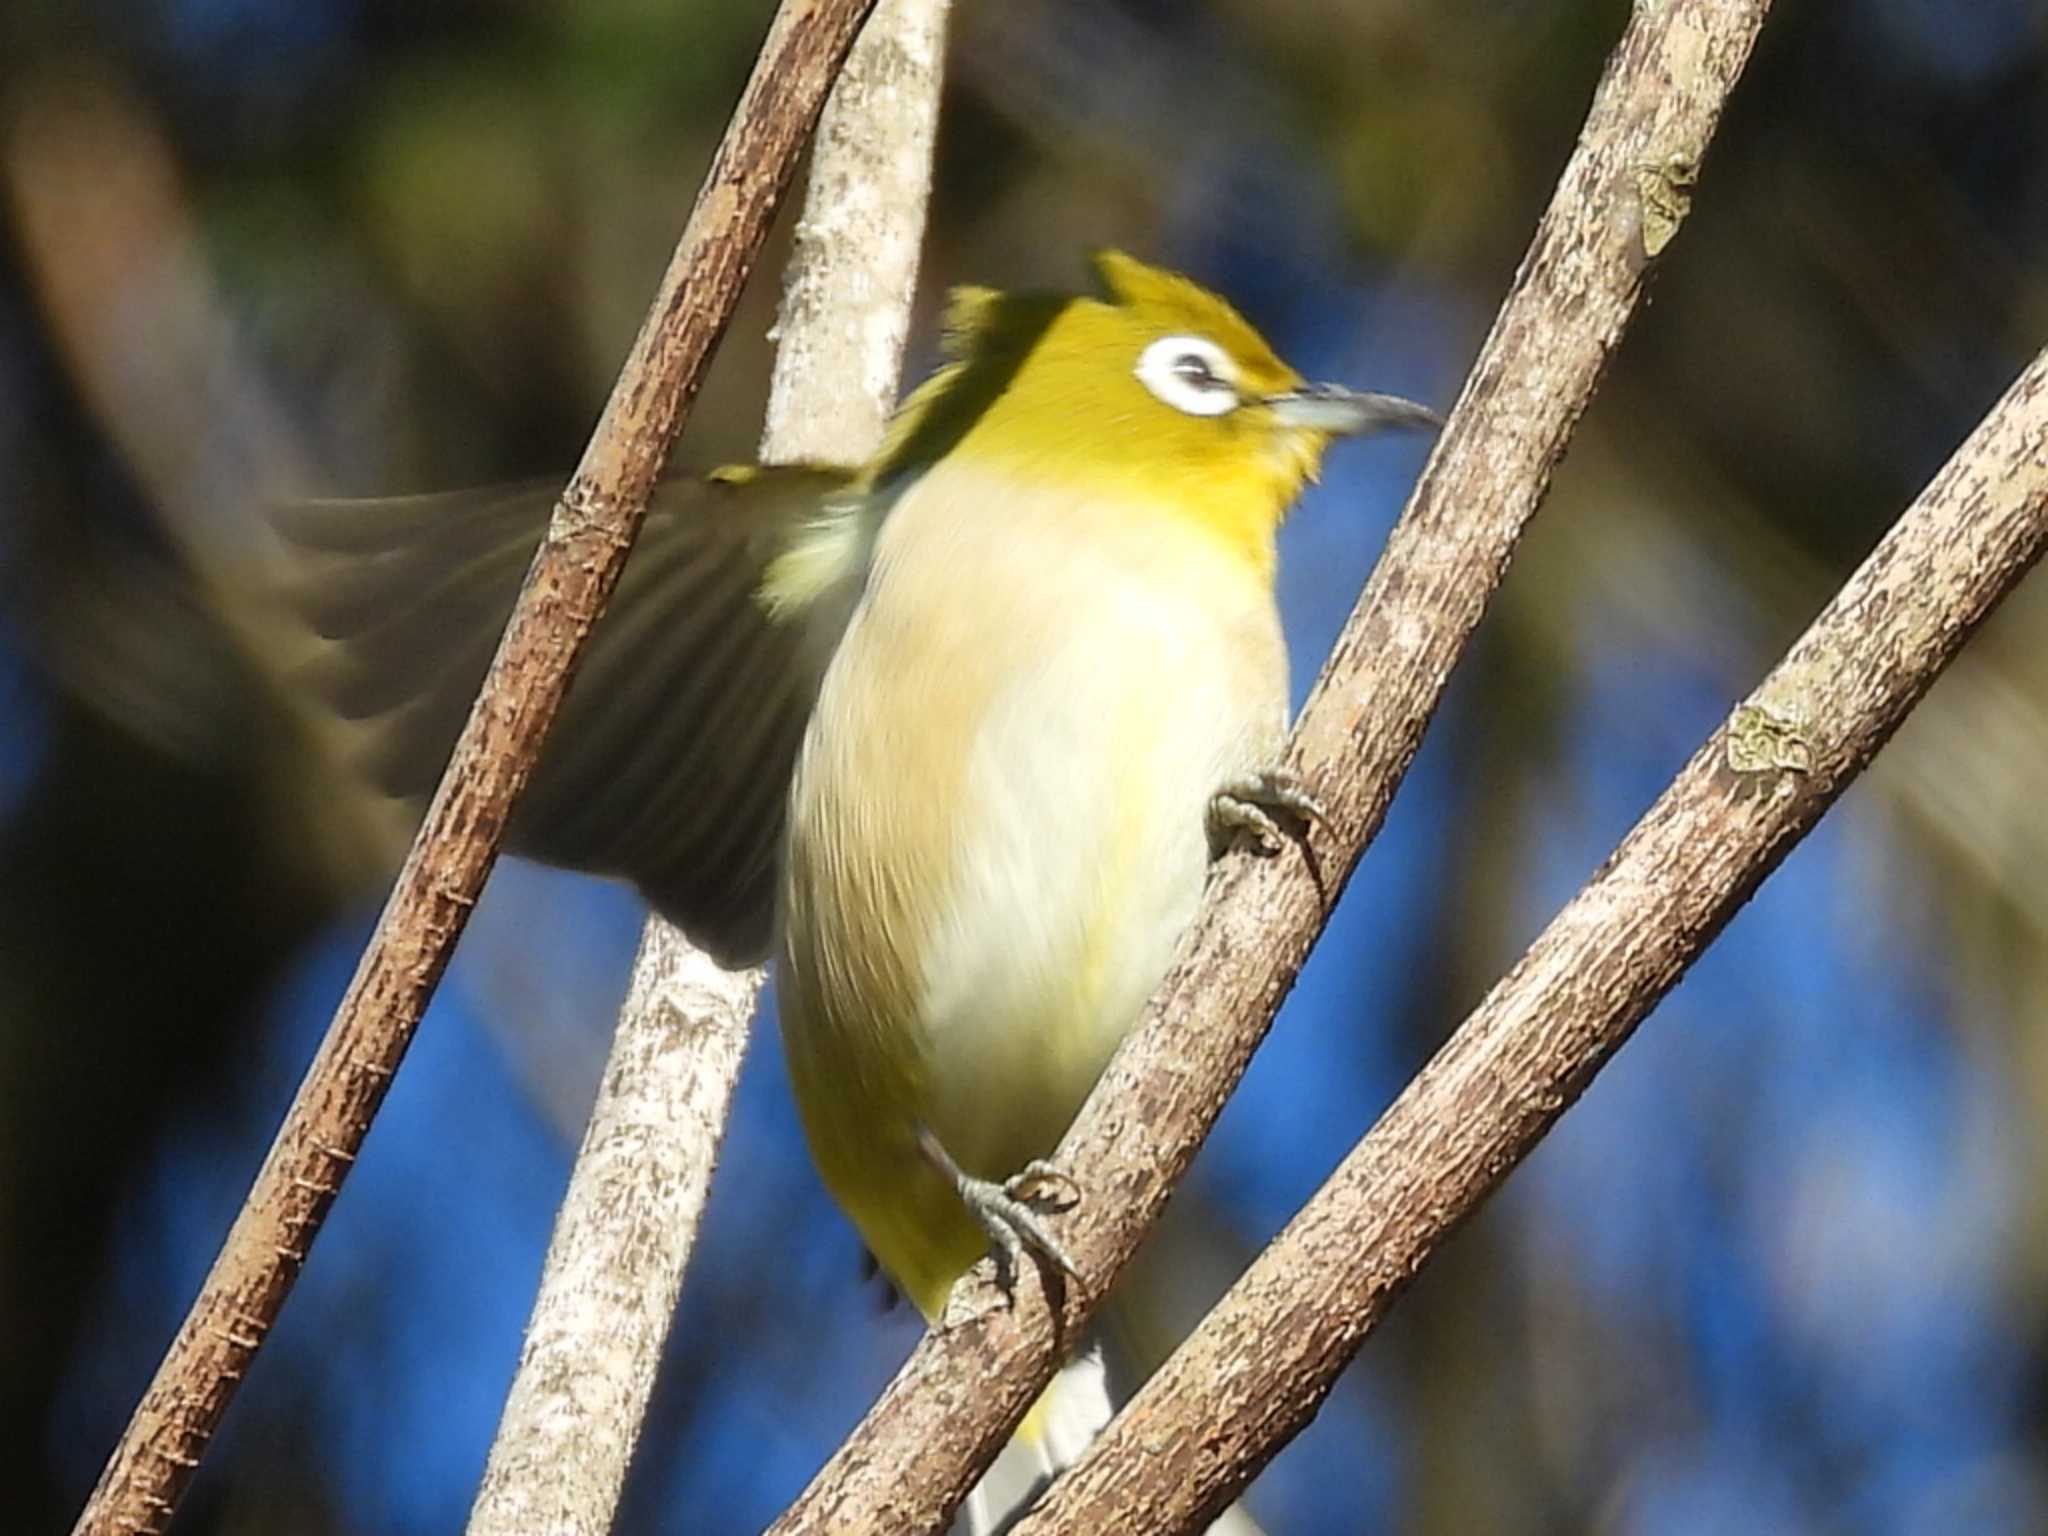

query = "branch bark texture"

[1020,348,2048,1535]
[465,4,948,1531]
[763,0,950,463]
[462,933,763,1536]
[766,2,1773,1531]
[71,4,879,1532]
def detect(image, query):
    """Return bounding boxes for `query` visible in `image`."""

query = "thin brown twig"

[69,3,879,1531]
[765,2,1774,1531]
[1020,346,2048,1536]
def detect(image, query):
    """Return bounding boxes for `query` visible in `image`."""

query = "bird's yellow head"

[866,251,1438,574]
[761,254,1437,614]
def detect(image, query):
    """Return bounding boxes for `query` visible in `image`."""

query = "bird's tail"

[958,1344,1114,1536]
[956,1317,1265,1536]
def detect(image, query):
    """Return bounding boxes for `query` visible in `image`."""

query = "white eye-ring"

[1135,334,1240,418]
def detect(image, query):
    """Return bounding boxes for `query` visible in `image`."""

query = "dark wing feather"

[273,468,857,965]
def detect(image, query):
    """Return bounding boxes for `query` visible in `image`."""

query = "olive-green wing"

[271,466,857,966]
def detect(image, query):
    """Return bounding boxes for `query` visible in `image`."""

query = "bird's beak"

[1265,383,1442,437]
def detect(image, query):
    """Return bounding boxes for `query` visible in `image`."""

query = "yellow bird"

[274,251,1435,1532]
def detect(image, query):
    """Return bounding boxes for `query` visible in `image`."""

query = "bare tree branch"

[765,3,1775,1531]
[464,4,949,1531]
[764,0,951,464]
[1018,345,2048,1534]
[69,4,880,1531]
[463,933,763,1536]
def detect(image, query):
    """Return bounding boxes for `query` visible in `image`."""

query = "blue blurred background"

[5,2,2048,1532]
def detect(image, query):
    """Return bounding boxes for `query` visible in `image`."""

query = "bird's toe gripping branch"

[1206,769,1329,860]
[919,1128,1084,1299]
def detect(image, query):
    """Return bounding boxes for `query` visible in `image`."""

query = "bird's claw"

[920,1131,1083,1295]
[1006,1157,1082,1213]
[1207,769,1328,859]
[961,1172,1084,1292]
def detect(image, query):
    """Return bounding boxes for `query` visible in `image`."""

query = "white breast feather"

[906,491,1287,1173]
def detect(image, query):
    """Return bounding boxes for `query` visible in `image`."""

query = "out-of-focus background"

[4,1,2046,1532]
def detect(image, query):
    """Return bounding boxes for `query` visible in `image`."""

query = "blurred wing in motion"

[270,466,860,966]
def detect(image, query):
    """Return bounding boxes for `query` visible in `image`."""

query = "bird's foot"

[919,1129,1082,1297]
[1207,769,1328,859]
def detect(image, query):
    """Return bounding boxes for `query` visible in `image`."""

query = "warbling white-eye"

[275,251,1437,1533]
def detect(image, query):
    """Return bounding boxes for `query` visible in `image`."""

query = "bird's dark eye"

[1172,352,1222,389]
